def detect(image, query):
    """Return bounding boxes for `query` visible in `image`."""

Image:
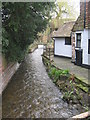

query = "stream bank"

[42,55,90,113]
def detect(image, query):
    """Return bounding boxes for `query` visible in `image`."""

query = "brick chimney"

[80,0,90,28]
[80,0,85,16]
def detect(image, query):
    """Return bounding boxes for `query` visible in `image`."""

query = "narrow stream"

[2,48,80,118]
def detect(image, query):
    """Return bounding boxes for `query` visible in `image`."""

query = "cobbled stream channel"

[2,48,81,118]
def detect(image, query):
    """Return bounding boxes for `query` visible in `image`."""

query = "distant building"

[52,21,75,58]
[52,1,90,68]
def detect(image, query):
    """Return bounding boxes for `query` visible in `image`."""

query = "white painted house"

[72,1,90,68]
[52,21,75,58]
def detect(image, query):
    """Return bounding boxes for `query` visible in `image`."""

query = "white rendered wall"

[54,38,72,57]
[82,29,88,65]
[75,29,90,65]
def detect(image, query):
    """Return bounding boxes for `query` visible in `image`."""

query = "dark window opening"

[76,33,81,48]
[88,39,90,54]
[65,37,71,45]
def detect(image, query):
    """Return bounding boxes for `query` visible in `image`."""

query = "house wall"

[54,38,72,58]
[82,29,88,65]
[75,29,90,65]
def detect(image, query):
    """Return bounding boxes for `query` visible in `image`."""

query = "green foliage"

[50,68,69,77]
[48,67,56,78]
[2,2,55,62]
[63,91,74,101]
[50,1,77,29]
[2,28,9,54]
[76,84,88,93]
[38,1,76,42]
[55,70,60,80]
[61,69,69,75]
[83,106,89,111]
[43,58,88,106]
[48,66,69,83]
[63,80,75,102]
[63,79,82,102]
[2,55,8,69]
[51,67,57,75]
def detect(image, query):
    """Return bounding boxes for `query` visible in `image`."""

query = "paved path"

[2,49,81,118]
[53,56,89,85]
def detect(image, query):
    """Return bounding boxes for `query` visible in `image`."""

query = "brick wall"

[80,0,90,28]
[71,32,75,62]
[80,1,85,16]
[85,1,90,28]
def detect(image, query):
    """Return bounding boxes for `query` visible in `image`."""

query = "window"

[76,33,81,48]
[65,37,71,45]
[88,39,90,54]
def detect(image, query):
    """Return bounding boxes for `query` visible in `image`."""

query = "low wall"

[1,62,20,94]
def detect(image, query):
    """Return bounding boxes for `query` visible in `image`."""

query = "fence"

[43,46,54,60]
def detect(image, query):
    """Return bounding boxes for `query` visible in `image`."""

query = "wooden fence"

[43,47,54,60]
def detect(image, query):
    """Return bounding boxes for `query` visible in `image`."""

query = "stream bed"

[2,48,80,118]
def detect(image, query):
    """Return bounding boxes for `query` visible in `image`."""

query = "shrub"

[55,70,60,80]
[62,69,69,75]
[51,67,57,76]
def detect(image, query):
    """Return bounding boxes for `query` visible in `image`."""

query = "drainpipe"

[84,0,86,28]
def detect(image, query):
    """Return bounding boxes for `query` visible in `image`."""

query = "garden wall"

[1,62,20,94]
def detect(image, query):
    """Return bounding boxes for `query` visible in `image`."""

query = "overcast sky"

[56,0,80,19]
[69,0,80,18]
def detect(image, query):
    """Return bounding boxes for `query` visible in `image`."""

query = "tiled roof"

[72,15,84,32]
[52,21,75,38]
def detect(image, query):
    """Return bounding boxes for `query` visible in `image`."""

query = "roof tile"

[52,21,75,38]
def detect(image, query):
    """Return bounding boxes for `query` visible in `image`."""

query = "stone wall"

[1,62,20,94]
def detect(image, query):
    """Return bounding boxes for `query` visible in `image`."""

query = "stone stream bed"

[2,49,85,118]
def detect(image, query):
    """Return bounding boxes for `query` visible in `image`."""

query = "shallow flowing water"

[2,48,80,118]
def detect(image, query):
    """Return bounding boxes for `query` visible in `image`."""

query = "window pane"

[77,41,81,48]
[65,37,71,45]
[76,33,81,48]
[77,34,81,39]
